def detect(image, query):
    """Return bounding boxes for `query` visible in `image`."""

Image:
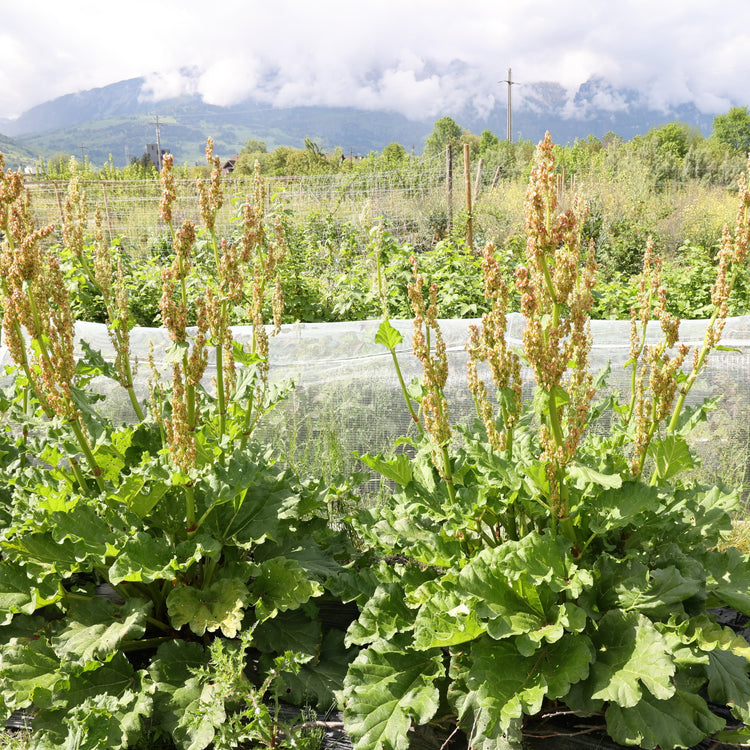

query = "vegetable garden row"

[1,137,749,749]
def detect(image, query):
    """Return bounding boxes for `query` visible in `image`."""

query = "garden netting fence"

[3,314,750,503]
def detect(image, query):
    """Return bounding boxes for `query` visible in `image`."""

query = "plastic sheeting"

[2,315,750,492]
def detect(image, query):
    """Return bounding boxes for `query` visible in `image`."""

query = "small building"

[146,143,171,170]
[221,155,239,174]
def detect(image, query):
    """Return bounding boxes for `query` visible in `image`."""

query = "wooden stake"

[446,144,453,235]
[474,157,484,199]
[464,143,473,251]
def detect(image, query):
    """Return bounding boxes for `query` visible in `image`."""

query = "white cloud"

[2,0,750,122]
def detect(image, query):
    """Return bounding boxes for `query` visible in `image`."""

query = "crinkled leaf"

[356,452,413,488]
[451,633,594,744]
[167,578,250,637]
[117,474,170,519]
[200,479,287,547]
[360,510,463,566]
[51,598,150,670]
[412,584,485,650]
[584,482,661,533]
[59,684,153,750]
[587,610,675,707]
[0,562,60,622]
[456,535,586,638]
[249,557,323,622]
[0,563,40,622]
[374,319,404,350]
[49,504,122,561]
[149,640,207,734]
[0,636,60,711]
[342,638,444,750]
[109,532,220,585]
[173,682,226,750]
[677,613,750,662]
[649,434,695,482]
[108,532,174,584]
[252,531,347,584]
[268,629,357,710]
[704,547,750,615]
[606,690,725,749]
[346,583,415,647]
[617,564,702,617]
[705,649,750,722]
[3,533,81,574]
[253,608,322,655]
[461,638,547,734]
[567,463,622,490]
[54,652,140,708]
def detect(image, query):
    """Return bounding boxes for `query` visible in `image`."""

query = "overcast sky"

[2,0,750,122]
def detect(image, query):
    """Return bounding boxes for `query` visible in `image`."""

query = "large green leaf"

[149,640,207,735]
[51,652,143,710]
[460,638,546,735]
[583,482,661,534]
[356,452,413,488]
[249,557,324,622]
[342,638,444,750]
[411,583,485,650]
[703,547,750,615]
[55,685,153,750]
[0,561,60,622]
[0,636,61,711]
[108,532,221,585]
[173,682,226,750]
[51,598,150,670]
[267,629,357,710]
[649,434,695,482]
[167,579,250,637]
[49,504,123,561]
[252,607,322,655]
[605,690,725,749]
[346,583,415,647]
[586,610,675,707]
[705,649,750,722]
[0,563,40,622]
[199,481,287,547]
[617,564,702,617]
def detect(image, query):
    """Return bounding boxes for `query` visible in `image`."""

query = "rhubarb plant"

[0,148,360,749]
[340,134,750,750]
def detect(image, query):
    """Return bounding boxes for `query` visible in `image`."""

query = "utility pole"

[79,144,86,162]
[500,68,516,142]
[153,114,163,170]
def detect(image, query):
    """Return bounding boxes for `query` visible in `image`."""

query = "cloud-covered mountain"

[0,74,719,168]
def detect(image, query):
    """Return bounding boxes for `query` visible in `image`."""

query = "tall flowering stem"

[158,218,207,531]
[408,255,455,499]
[518,133,596,523]
[466,242,522,458]
[0,155,103,493]
[627,163,750,481]
[239,165,287,450]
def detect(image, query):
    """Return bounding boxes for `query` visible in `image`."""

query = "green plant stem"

[185,483,196,534]
[439,443,457,503]
[69,418,105,492]
[389,347,423,433]
[68,455,94,494]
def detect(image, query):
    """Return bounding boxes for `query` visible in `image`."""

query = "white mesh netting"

[2,315,750,495]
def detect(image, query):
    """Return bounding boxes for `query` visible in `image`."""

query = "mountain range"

[0,76,720,169]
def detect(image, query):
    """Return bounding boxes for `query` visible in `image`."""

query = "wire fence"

[23,156,457,249]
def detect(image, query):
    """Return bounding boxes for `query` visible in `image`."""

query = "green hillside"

[0,132,37,169]
[9,90,434,168]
